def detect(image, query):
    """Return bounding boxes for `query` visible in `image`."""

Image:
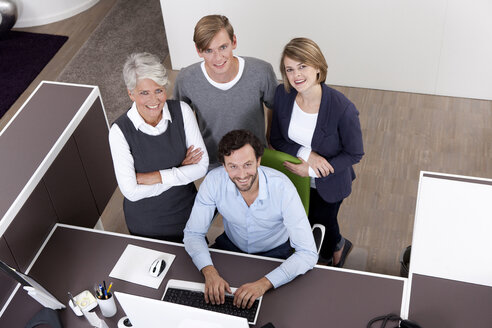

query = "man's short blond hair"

[193,15,234,51]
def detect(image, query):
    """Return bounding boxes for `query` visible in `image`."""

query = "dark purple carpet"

[0,31,68,120]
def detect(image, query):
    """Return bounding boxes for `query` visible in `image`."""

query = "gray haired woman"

[109,52,208,241]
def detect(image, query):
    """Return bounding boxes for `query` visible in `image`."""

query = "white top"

[288,101,318,179]
[200,56,245,90]
[108,101,208,202]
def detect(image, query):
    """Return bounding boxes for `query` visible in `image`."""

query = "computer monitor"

[115,291,249,328]
[0,260,65,310]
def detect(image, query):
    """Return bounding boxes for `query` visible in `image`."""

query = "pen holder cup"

[96,292,117,318]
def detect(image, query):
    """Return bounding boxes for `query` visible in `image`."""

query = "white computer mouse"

[149,258,166,277]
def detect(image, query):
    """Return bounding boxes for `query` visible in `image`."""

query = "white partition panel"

[410,172,492,287]
[161,0,492,100]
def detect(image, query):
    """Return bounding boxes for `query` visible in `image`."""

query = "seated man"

[183,129,318,309]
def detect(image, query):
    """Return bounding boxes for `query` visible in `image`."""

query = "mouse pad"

[109,244,175,289]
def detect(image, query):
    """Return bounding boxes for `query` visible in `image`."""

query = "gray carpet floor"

[57,0,169,124]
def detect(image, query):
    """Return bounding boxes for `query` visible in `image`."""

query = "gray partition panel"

[408,273,492,327]
[0,226,405,328]
[0,237,18,311]
[0,84,93,221]
[3,181,57,271]
[43,137,100,227]
[73,99,116,215]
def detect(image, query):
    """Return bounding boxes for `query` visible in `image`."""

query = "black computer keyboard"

[163,287,259,323]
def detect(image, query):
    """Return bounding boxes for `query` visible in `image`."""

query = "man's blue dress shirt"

[183,166,318,288]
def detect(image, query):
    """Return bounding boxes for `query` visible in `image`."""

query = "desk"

[408,274,492,327]
[0,225,406,327]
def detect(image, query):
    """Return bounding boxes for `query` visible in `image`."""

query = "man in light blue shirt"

[184,130,318,309]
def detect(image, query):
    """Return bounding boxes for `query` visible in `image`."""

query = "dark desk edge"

[423,172,492,186]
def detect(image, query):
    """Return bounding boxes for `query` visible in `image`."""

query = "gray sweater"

[173,56,278,167]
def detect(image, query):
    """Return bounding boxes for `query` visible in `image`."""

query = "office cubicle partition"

[405,172,492,326]
[0,81,116,310]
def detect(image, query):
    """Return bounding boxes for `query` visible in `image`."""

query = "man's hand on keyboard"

[233,277,273,309]
[202,265,232,305]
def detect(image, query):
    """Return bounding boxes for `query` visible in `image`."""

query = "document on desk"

[109,244,175,289]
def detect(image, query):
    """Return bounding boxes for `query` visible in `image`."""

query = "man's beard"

[231,170,258,192]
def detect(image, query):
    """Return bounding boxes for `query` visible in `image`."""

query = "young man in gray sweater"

[173,15,278,169]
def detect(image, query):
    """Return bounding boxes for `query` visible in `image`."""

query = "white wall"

[160,0,492,100]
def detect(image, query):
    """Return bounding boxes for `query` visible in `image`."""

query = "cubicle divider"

[0,238,18,308]
[404,172,492,326]
[0,81,116,311]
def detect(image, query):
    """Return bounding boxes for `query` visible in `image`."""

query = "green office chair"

[261,148,310,214]
[261,148,325,254]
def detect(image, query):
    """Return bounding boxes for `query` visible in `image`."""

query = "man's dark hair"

[217,130,264,164]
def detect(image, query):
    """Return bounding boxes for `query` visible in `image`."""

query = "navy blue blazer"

[270,84,364,203]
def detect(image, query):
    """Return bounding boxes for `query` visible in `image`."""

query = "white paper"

[82,310,107,328]
[109,244,175,289]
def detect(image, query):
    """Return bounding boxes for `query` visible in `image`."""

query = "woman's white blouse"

[108,101,208,202]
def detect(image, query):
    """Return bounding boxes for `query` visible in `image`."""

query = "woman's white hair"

[123,52,168,91]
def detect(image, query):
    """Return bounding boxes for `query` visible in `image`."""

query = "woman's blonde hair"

[280,38,328,92]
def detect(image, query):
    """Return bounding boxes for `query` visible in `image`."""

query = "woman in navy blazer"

[270,38,364,267]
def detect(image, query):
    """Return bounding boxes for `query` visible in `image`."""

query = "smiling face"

[223,144,261,193]
[128,78,167,126]
[283,56,320,94]
[197,28,237,82]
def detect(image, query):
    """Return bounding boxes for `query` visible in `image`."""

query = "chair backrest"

[261,148,310,215]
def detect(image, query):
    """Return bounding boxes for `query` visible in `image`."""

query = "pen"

[68,292,80,310]
[94,284,101,298]
[103,280,108,299]
[101,284,108,299]
[99,284,104,299]
[106,282,113,293]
